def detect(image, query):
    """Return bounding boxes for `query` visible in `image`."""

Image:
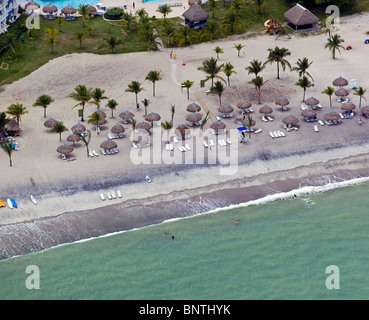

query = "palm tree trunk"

[80,40,82,48]
[257,87,261,104]
[51,44,53,54]
[44,107,47,118]
[81,104,85,122]
[359,96,362,108]
[187,88,190,100]
[227,76,230,87]
[86,146,89,158]
[145,106,147,116]
[329,96,332,108]
[238,50,240,57]
[303,89,306,102]
[59,133,62,142]
[219,95,222,105]
[135,94,138,107]
[9,156,12,167]
[277,61,280,79]
[153,82,155,97]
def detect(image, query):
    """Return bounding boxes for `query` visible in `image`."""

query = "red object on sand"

[346,46,352,50]
[182,61,186,66]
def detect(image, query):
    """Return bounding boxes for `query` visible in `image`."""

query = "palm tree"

[1,142,13,167]
[136,8,148,21]
[92,88,108,109]
[52,121,68,141]
[321,86,335,108]
[55,17,66,32]
[0,112,10,134]
[88,112,103,134]
[78,4,90,27]
[247,115,253,138]
[222,62,237,87]
[142,30,162,53]
[106,99,118,117]
[248,76,268,104]
[214,46,224,60]
[246,59,265,76]
[105,35,121,54]
[157,4,172,18]
[161,120,173,143]
[45,28,60,37]
[208,0,217,18]
[222,8,242,33]
[325,34,345,60]
[161,22,176,46]
[87,25,95,37]
[125,81,144,106]
[76,129,91,158]
[67,85,96,122]
[233,43,245,57]
[6,103,29,124]
[198,57,225,87]
[33,94,54,118]
[264,46,291,79]
[354,87,367,108]
[231,0,243,13]
[73,31,85,48]
[291,57,313,80]
[141,98,151,116]
[44,36,59,54]
[203,19,220,42]
[295,76,314,102]
[200,111,211,135]
[121,12,135,30]
[175,26,198,47]
[182,80,194,100]
[207,81,225,105]
[0,33,20,57]
[170,105,175,124]
[145,71,161,97]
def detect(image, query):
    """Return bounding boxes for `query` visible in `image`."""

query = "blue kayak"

[10,198,17,209]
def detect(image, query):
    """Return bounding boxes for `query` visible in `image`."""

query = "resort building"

[284,4,319,32]
[0,0,20,34]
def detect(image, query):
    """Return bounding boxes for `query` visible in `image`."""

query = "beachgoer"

[21,35,25,43]
[173,52,176,59]
[235,219,240,225]
[359,118,363,126]
[172,236,175,240]
[137,103,140,111]
[243,114,246,120]
[133,2,135,9]
[170,50,173,59]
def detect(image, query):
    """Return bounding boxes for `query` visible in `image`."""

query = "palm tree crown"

[33,94,54,118]
[198,57,225,87]
[145,71,161,96]
[264,46,291,79]
[125,81,144,106]
[324,34,345,59]
[6,103,29,124]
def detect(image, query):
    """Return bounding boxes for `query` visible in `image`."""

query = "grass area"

[0,14,147,85]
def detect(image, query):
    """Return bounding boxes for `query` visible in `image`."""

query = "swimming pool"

[35,0,100,10]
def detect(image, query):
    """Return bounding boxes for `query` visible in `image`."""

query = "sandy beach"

[1,9,369,257]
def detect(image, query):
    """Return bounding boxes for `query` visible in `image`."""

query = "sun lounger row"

[203,140,215,148]
[168,2,182,7]
[89,150,100,157]
[165,143,174,151]
[108,133,124,139]
[262,115,274,122]
[241,108,254,114]
[220,113,234,118]
[269,130,286,138]
[101,148,119,155]
[178,144,191,152]
[101,190,122,201]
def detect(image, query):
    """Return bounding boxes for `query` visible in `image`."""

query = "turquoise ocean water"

[0,181,368,299]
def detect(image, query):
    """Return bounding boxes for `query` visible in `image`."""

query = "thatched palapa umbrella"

[44,117,58,129]
[71,123,86,133]
[87,5,97,13]
[100,139,117,150]
[145,112,161,124]
[67,133,81,144]
[111,123,125,134]
[119,110,135,122]
[282,114,299,125]
[305,96,319,107]
[61,5,76,16]
[335,88,349,101]
[186,112,202,123]
[136,121,151,132]
[6,120,21,134]
[275,96,290,111]
[242,119,256,128]
[92,118,107,126]
[210,120,226,133]
[42,4,57,13]
[186,102,201,113]
[259,104,273,115]
[360,106,369,116]
[332,76,348,87]
[57,143,73,155]
[176,124,190,139]
[236,99,252,111]
[218,104,234,115]
[97,109,107,119]
[25,2,40,11]
[341,101,356,111]
[301,108,317,118]
[324,111,340,121]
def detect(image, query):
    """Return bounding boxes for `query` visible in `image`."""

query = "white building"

[0,0,20,34]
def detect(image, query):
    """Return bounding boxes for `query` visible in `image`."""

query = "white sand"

[1,12,369,225]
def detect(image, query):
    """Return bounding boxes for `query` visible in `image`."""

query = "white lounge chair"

[267,116,274,121]
[301,104,307,110]
[169,144,174,151]
[62,154,67,160]
[339,113,345,119]
[89,151,95,157]
[293,127,298,131]
[100,193,105,201]
[269,132,275,138]
[101,149,107,155]
[226,139,232,145]
[132,143,139,149]
[173,137,179,143]
[221,139,227,146]
[262,115,268,122]
[273,131,279,137]
[317,104,323,109]
[106,149,111,155]
[117,190,122,198]
[254,129,262,134]
[278,130,285,137]
[93,150,99,156]
[107,192,112,200]
[166,144,170,151]
[203,140,208,148]
[314,125,319,132]
[111,191,116,199]
[249,108,254,113]
[178,146,185,152]
[185,144,191,151]
[318,120,325,126]
[209,140,215,147]
[218,140,224,146]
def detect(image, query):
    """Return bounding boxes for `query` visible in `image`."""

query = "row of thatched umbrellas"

[25,2,97,15]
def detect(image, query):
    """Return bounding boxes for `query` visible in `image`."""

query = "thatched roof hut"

[6,120,21,135]
[183,3,209,28]
[284,4,319,32]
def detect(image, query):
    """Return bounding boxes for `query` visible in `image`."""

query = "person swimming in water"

[235,219,240,225]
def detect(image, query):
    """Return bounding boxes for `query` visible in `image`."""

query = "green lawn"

[0,14,147,85]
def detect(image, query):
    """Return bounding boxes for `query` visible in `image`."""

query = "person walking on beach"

[137,103,140,111]
[170,50,173,59]
[133,2,135,9]
[173,52,176,59]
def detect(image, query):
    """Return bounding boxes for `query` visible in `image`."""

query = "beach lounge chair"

[267,116,274,121]
[89,151,95,157]
[318,120,325,126]
[262,115,268,122]
[317,104,323,109]
[178,146,185,152]
[209,140,215,147]
[113,148,119,153]
[101,149,107,155]
[185,144,191,151]
[62,154,67,160]
[107,192,112,200]
[117,190,122,198]
[249,108,254,113]
[203,140,209,148]
[173,137,179,143]
[269,132,275,138]
[226,139,232,145]
[169,144,174,151]
[273,131,280,137]
[132,143,139,149]
[254,129,262,134]
[93,150,99,157]
[339,113,345,119]
[278,130,285,137]
[166,144,170,151]
[111,191,116,199]
[293,127,298,131]
[106,149,111,155]
[100,193,105,201]
[301,104,307,110]
[314,125,319,132]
